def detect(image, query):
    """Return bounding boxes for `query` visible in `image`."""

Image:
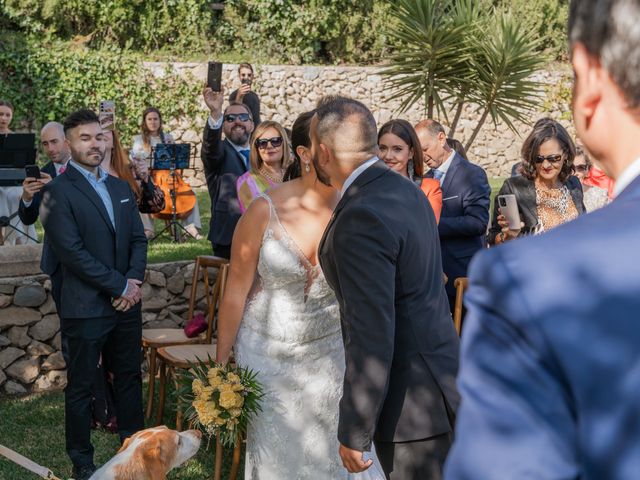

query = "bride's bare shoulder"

[235,195,270,237]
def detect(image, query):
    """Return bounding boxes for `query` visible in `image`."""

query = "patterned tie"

[240,149,250,169]
[432,169,444,182]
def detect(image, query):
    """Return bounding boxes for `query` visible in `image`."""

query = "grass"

[489,177,505,210]
[32,189,213,265]
[0,380,243,479]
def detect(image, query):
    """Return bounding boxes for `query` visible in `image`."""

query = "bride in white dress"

[216,111,385,480]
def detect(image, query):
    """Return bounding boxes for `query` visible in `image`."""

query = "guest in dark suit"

[444,1,640,477]
[19,121,71,311]
[228,62,261,125]
[488,118,585,245]
[40,110,146,480]
[316,98,460,480]
[416,120,490,312]
[201,85,255,259]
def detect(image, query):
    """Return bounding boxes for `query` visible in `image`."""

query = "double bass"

[150,168,196,220]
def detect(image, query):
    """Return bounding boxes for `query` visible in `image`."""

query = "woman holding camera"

[377,119,443,223]
[236,120,291,213]
[489,118,586,245]
[130,107,202,239]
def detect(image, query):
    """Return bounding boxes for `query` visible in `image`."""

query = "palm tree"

[382,0,546,151]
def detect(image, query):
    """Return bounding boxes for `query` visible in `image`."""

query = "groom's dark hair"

[314,96,378,156]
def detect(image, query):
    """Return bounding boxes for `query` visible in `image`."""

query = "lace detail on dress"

[234,194,346,479]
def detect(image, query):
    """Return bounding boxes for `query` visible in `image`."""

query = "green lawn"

[0,381,242,479]
[489,177,505,212]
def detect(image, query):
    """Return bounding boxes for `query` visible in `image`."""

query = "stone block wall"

[147,62,573,182]
[0,260,219,396]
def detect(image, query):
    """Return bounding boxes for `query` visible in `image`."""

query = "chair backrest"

[186,256,230,343]
[453,277,469,336]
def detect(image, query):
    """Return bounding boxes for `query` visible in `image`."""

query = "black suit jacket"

[319,160,460,450]
[201,122,249,246]
[488,174,586,244]
[426,153,491,297]
[39,165,147,319]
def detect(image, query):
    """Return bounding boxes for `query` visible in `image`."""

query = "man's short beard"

[311,153,332,186]
[229,129,249,145]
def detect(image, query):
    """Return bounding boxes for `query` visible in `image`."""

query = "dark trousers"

[211,242,231,260]
[375,432,452,480]
[63,311,143,468]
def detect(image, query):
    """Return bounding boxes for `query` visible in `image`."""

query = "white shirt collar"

[437,150,456,175]
[613,156,640,197]
[341,156,379,197]
[54,156,70,175]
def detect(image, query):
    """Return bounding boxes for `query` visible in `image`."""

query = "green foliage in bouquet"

[180,357,264,448]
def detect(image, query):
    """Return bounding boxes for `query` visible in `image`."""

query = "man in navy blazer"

[444,1,640,478]
[40,110,146,480]
[201,85,254,259]
[417,120,490,313]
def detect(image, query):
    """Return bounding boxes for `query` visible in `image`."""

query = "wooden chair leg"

[213,434,223,480]
[174,369,184,431]
[229,434,242,480]
[155,360,167,426]
[145,348,157,420]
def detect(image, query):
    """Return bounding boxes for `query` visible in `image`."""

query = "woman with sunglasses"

[573,146,609,212]
[236,120,291,213]
[489,118,585,245]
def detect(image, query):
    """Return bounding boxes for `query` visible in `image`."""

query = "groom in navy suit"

[445,1,640,478]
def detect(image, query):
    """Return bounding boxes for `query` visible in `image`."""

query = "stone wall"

[0,260,218,396]
[148,62,573,181]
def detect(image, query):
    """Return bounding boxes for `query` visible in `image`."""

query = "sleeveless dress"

[234,194,385,480]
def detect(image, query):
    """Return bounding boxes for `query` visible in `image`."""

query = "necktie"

[432,169,444,182]
[240,149,250,169]
[58,165,66,174]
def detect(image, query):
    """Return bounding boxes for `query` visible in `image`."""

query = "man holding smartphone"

[229,63,261,125]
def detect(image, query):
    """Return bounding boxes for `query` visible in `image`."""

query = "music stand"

[0,133,39,244]
[149,144,196,243]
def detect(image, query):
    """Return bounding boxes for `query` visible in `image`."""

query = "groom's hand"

[339,443,373,473]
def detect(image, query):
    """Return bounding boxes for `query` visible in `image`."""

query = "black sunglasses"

[255,136,283,149]
[535,154,563,164]
[574,164,590,173]
[224,113,251,123]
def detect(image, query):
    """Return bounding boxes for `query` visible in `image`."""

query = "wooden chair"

[142,256,229,419]
[453,277,469,335]
[153,261,229,428]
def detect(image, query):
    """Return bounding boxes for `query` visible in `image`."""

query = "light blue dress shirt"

[69,161,127,297]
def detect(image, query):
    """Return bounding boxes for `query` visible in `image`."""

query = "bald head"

[414,119,450,170]
[314,96,378,162]
[40,121,70,164]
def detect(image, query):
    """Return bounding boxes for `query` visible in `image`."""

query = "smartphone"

[99,100,116,131]
[207,62,223,92]
[25,165,41,179]
[241,77,251,85]
[498,194,521,230]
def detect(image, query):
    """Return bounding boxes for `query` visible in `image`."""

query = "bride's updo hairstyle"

[284,110,315,181]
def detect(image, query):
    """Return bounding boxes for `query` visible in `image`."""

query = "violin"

[151,169,196,220]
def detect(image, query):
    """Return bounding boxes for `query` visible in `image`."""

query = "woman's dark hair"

[140,107,164,152]
[377,119,424,180]
[284,110,315,181]
[447,138,467,159]
[520,118,576,184]
[0,99,14,112]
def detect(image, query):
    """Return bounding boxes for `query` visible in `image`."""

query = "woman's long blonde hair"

[249,121,291,174]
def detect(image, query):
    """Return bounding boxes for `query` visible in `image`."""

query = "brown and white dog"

[90,426,202,479]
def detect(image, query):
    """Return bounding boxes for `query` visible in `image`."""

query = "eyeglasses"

[224,113,251,123]
[255,136,283,149]
[535,154,563,164]
[574,164,590,173]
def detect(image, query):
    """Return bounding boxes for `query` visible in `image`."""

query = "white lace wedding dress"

[235,195,385,480]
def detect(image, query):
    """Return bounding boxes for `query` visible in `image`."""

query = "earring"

[304,162,310,173]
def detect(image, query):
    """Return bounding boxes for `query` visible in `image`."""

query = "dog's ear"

[142,440,169,480]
